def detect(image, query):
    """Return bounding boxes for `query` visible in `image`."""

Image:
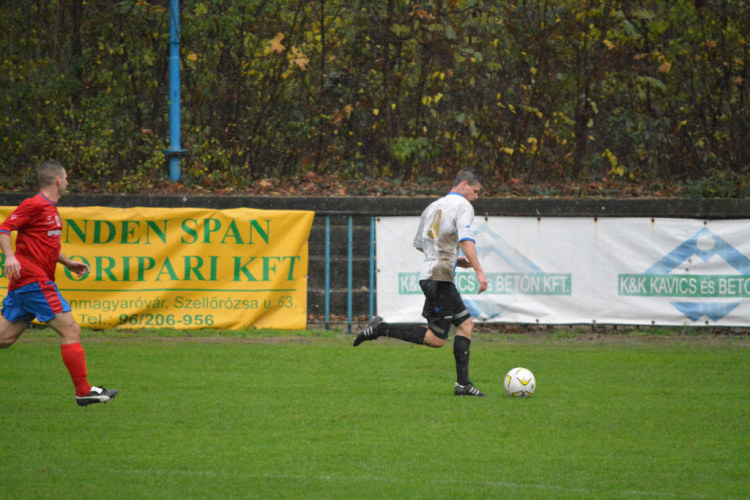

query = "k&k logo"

[618,227,750,323]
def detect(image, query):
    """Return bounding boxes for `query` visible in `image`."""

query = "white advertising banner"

[377,216,750,326]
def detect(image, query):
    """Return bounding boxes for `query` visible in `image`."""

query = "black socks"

[378,323,428,345]
[375,323,473,386]
[453,335,472,386]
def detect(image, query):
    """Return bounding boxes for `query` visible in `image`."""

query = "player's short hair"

[453,167,482,187]
[38,160,65,188]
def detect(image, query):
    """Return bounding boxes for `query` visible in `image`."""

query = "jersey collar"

[447,192,466,199]
[38,192,58,206]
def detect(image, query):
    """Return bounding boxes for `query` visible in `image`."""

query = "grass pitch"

[1,328,748,499]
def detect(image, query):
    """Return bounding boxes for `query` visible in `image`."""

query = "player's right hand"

[4,255,21,279]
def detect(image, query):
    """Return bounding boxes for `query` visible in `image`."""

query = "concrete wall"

[4,193,750,218]
[2,193,750,322]
[2,193,749,218]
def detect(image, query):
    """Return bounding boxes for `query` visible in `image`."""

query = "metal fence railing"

[322,215,377,333]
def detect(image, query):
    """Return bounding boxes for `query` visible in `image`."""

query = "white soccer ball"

[504,367,536,398]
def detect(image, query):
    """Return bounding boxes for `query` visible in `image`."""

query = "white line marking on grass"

[46,468,721,499]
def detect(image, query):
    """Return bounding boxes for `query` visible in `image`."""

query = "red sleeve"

[0,199,35,234]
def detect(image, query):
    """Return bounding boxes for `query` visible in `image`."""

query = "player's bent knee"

[423,330,447,348]
[456,317,474,338]
[0,332,21,349]
[0,322,25,349]
[61,324,81,344]
[48,313,82,343]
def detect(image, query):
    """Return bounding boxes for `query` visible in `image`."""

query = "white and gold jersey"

[413,192,476,282]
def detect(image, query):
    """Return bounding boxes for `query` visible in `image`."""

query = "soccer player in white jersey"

[354,168,489,396]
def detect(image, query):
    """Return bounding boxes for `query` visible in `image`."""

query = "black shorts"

[419,279,471,340]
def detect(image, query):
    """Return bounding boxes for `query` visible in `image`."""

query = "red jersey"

[0,193,62,291]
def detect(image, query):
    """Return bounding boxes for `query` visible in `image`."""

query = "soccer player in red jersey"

[0,160,118,407]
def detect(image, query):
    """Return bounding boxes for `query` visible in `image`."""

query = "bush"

[1,0,748,195]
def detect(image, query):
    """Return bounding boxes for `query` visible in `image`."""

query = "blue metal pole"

[166,0,184,180]
[347,216,353,334]
[325,216,330,330]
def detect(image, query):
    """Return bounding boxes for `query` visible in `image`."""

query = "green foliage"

[0,0,169,190]
[684,168,750,198]
[1,0,749,193]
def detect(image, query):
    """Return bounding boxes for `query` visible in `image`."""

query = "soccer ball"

[504,367,536,397]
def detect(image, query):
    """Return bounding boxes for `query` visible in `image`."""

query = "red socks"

[61,342,92,397]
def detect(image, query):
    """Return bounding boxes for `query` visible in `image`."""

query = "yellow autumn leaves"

[265,33,310,74]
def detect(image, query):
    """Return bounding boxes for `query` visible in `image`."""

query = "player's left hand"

[66,260,90,277]
[476,271,488,294]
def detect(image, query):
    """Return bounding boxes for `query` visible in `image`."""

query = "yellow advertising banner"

[0,206,315,330]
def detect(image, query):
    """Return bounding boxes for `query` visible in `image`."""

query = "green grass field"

[1,328,749,499]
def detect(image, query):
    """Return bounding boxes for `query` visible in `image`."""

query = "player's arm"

[0,232,21,279]
[0,202,32,279]
[58,252,90,277]
[459,239,488,294]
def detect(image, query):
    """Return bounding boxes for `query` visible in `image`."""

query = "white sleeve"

[413,211,427,250]
[456,202,475,242]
